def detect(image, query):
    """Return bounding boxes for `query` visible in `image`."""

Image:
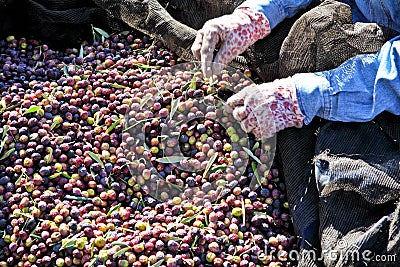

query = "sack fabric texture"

[0,0,399,266]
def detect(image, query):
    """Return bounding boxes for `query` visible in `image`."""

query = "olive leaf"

[23,106,42,115]
[169,98,180,121]
[106,118,122,134]
[150,259,164,267]
[139,94,153,109]
[79,45,84,58]
[202,153,218,179]
[156,156,189,164]
[88,256,99,267]
[252,142,260,150]
[46,147,53,164]
[180,81,191,91]
[92,25,110,39]
[209,165,228,173]
[60,239,77,250]
[110,83,128,89]
[123,118,153,132]
[0,148,14,160]
[241,198,246,225]
[90,242,95,258]
[191,235,199,250]
[50,116,62,131]
[64,195,91,201]
[63,64,69,77]
[106,203,121,217]
[61,172,71,179]
[243,147,262,164]
[1,125,8,140]
[49,173,61,179]
[110,241,130,247]
[0,125,9,155]
[251,161,262,186]
[112,246,130,259]
[87,151,104,168]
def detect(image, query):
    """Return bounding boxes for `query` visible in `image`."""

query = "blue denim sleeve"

[294,36,400,124]
[355,0,400,33]
[238,0,313,29]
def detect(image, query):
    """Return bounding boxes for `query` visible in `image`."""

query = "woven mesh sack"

[311,115,400,267]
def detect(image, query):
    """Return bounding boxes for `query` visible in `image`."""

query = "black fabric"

[312,118,400,267]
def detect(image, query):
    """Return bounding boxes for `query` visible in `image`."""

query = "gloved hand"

[226,78,305,139]
[191,7,270,76]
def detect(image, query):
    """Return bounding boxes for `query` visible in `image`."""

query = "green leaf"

[0,99,6,110]
[143,142,150,151]
[180,213,197,224]
[252,142,260,150]
[93,112,104,126]
[241,198,246,225]
[106,118,122,134]
[1,125,8,140]
[88,256,98,267]
[110,83,128,89]
[0,148,14,160]
[156,156,189,164]
[92,26,110,38]
[111,241,130,247]
[30,234,42,240]
[87,151,104,168]
[63,64,69,77]
[191,235,199,249]
[203,153,218,179]
[116,226,136,233]
[49,173,61,179]
[169,98,180,120]
[79,45,84,58]
[46,147,53,164]
[50,117,62,131]
[251,161,262,186]
[189,75,197,90]
[64,195,91,201]
[150,259,165,267]
[123,118,153,132]
[23,106,42,115]
[15,171,25,186]
[112,246,130,259]
[254,211,269,219]
[60,239,77,250]
[106,203,121,217]
[243,147,262,164]
[137,63,157,70]
[90,241,95,258]
[61,172,71,179]
[180,81,191,91]
[188,124,196,131]
[209,165,228,173]
[139,94,153,109]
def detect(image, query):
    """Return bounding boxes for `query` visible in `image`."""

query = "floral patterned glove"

[226,78,305,139]
[191,8,271,76]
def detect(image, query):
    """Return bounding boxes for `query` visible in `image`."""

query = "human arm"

[191,0,315,74]
[295,35,400,124]
[227,36,400,139]
[238,0,314,30]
